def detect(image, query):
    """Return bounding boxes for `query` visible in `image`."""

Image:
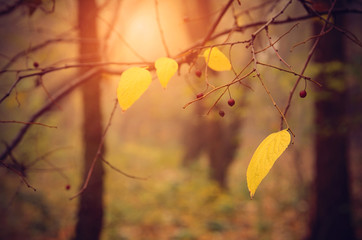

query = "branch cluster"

[0,0,361,193]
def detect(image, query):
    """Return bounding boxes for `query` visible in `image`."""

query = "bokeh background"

[0,0,361,239]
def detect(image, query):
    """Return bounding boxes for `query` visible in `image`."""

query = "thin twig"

[183,67,255,109]
[39,77,62,111]
[70,99,118,200]
[250,38,292,134]
[265,27,292,70]
[251,0,292,37]
[1,61,153,75]
[29,158,70,183]
[290,26,333,52]
[0,120,57,129]
[101,0,122,55]
[97,15,148,62]
[235,0,275,17]
[0,161,36,191]
[102,157,148,180]
[0,38,76,72]
[0,61,152,104]
[256,61,321,86]
[306,3,362,48]
[281,0,337,129]
[154,0,170,57]
[0,68,101,162]
[201,0,234,45]
[26,146,71,168]
[212,8,362,46]
[255,23,299,54]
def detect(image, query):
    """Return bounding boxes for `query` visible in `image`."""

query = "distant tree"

[305,0,361,239]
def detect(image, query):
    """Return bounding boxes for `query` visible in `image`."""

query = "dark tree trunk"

[74,0,104,240]
[182,104,208,167]
[307,2,356,239]
[207,117,242,189]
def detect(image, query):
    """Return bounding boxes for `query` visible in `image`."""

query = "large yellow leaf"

[155,57,178,88]
[117,67,151,111]
[203,47,231,71]
[246,129,291,199]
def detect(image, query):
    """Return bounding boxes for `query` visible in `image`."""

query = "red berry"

[33,62,39,68]
[196,93,204,99]
[299,90,307,98]
[65,184,71,190]
[195,69,202,78]
[228,98,235,107]
[219,110,225,117]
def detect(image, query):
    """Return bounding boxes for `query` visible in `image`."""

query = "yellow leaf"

[203,47,231,71]
[155,57,178,88]
[246,129,291,199]
[117,67,151,111]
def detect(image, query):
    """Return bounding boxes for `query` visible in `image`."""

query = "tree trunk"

[74,0,104,240]
[307,2,356,239]
[207,117,242,189]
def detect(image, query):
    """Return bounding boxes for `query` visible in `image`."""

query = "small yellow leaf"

[246,129,291,199]
[203,47,231,71]
[155,57,178,88]
[117,67,151,111]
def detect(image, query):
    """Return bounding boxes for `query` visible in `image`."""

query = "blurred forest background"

[0,0,361,239]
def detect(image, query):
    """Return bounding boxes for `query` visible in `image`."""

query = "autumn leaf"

[117,67,152,111]
[203,47,231,71]
[246,129,291,199]
[155,57,178,88]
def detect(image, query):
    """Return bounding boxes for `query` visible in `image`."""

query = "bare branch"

[154,0,170,57]
[0,0,23,16]
[290,27,333,51]
[1,38,76,72]
[251,0,292,38]
[101,0,122,54]
[265,27,292,70]
[0,61,152,104]
[0,120,57,129]
[0,68,101,162]
[70,99,118,200]
[250,38,293,135]
[212,8,362,43]
[183,65,254,110]
[26,146,72,168]
[281,0,337,129]
[256,61,322,86]
[201,0,234,46]
[102,157,148,180]
[97,15,148,62]
[0,161,36,191]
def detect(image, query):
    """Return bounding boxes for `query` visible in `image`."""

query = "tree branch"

[1,38,76,72]
[70,99,118,200]
[201,0,234,45]
[0,0,24,16]
[0,120,57,129]
[281,0,337,129]
[154,0,170,57]
[0,68,101,162]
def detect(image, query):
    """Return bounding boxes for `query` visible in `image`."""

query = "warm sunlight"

[109,0,192,61]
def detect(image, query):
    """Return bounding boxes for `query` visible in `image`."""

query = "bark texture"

[74,0,104,239]
[307,2,356,239]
